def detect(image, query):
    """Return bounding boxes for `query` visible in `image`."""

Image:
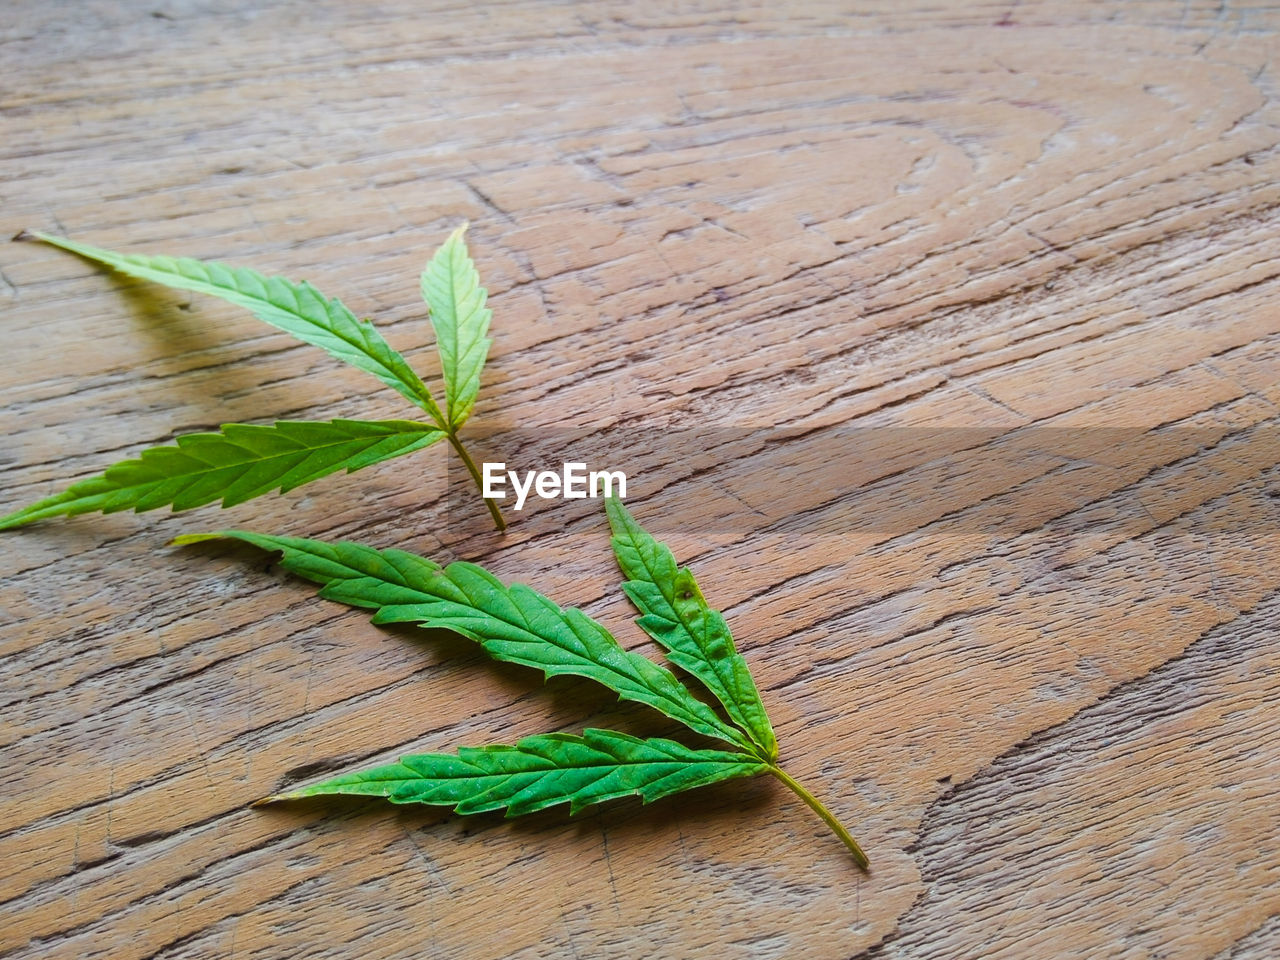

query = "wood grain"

[2,1,1278,957]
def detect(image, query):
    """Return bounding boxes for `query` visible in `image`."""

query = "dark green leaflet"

[269,729,768,817]
[606,497,777,759]
[173,530,755,752]
[0,420,443,529]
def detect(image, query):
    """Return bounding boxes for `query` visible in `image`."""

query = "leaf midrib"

[360,753,756,782]
[440,241,473,428]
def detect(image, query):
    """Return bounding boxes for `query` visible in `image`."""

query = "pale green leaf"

[34,233,444,421]
[420,224,491,430]
[606,497,777,760]
[270,728,767,816]
[174,531,755,752]
[0,420,443,529]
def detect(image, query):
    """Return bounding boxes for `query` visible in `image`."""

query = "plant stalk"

[769,765,869,870]
[447,432,506,531]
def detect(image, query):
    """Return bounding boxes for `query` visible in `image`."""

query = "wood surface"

[2,1,1278,957]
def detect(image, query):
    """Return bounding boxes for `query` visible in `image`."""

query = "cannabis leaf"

[178,498,870,868]
[260,729,768,816]
[1,229,506,531]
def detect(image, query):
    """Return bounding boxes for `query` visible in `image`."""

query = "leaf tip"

[171,533,223,546]
[15,229,57,245]
[250,793,292,807]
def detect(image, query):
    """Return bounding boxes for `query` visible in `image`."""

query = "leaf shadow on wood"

[33,240,218,347]
[38,247,308,406]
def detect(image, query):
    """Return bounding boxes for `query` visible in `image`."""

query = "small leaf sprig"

[1,227,506,530]
[178,496,870,869]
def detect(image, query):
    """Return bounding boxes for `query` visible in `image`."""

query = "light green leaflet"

[178,498,869,869]
[34,233,437,412]
[422,224,491,431]
[1,229,505,531]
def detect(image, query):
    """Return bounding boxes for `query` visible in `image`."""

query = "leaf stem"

[447,432,506,532]
[769,765,869,870]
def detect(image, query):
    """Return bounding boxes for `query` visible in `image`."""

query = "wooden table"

[3,2,1278,957]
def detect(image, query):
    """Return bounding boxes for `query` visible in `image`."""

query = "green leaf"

[270,728,767,816]
[0,420,443,529]
[174,531,755,752]
[33,233,444,421]
[606,497,777,760]
[420,224,492,430]
[180,504,871,868]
